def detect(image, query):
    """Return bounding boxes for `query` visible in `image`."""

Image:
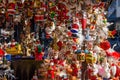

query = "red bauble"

[67,31,72,36]
[57,41,63,48]
[100,41,111,50]
[73,38,78,43]
[72,45,77,50]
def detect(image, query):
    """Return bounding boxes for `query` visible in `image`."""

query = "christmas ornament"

[81,11,87,30]
[100,40,111,50]
[7,0,16,16]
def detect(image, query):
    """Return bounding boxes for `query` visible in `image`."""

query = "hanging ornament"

[35,52,44,61]
[34,0,41,8]
[77,53,85,62]
[71,24,79,33]
[7,0,16,16]
[100,40,111,50]
[75,49,81,54]
[21,0,25,3]
[37,45,42,53]
[34,11,44,22]
[72,38,78,43]
[50,11,56,19]
[16,1,23,13]
[57,2,69,21]
[108,30,117,38]
[72,45,77,51]
[0,2,5,14]
[81,11,87,30]
[27,8,33,17]
[32,70,38,80]
[90,25,95,31]
[85,52,96,64]
[84,49,89,54]
[57,40,63,51]
[67,31,72,37]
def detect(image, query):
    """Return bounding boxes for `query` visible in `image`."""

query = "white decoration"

[110,64,117,76]
[102,61,111,78]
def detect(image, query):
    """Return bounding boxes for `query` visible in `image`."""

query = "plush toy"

[7,0,16,16]
[102,58,111,79]
[45,21,56,36]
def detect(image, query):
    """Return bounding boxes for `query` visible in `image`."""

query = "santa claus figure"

[47,62,56,80]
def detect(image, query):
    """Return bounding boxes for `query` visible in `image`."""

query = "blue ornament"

[84,49,89,54]
[5,54,11,61]
[75,49,81,54]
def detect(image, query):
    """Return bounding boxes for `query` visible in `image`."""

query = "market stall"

[0,0,119,80]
